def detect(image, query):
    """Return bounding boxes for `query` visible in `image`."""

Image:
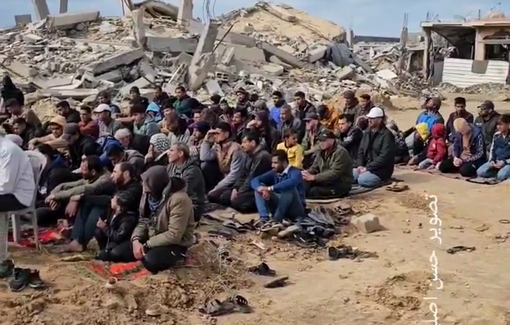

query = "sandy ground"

[2,94,510,325]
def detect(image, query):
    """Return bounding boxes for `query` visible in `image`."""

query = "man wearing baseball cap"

[354,107,396,188]
[94,103,123,137]
[475,100,500,151]
[301,129,353,199]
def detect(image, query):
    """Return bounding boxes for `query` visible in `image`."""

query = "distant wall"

[353,35,400,44]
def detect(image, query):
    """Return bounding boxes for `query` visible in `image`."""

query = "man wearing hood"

[218,132,272,213]
[146,102,163,123]
[28,115,67,150]
[1,75,24,107]
[125,167,195,273]
[343,90,363,120]
[131,103,160,138]
[168,142,206,221]
[474,100,500,152]
[200,122,247,200]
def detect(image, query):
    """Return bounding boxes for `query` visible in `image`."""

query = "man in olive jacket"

[302,129,353,199]
[128,166,195,274]
[354,107,396,188]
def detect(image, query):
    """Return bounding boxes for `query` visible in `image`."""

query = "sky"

[3,0,510,37]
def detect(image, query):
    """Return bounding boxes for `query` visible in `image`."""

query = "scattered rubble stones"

[351,213,382,234]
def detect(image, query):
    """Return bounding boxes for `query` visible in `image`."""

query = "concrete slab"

[32,0,50,20]
[96,69,123,83]
[189,54,215,91]
[32,76,75,89]
[205,79,224,96]
[14,14,32,27]
[22,34,42,43]
[38,88,99,99]
[177,0,193,26]
[47,11,100,30]
[3,60,38,79]
[139,61,157,82]
[145,36,197,53]
[172,52,193,68]
[131,9,145,47]
[262,63,284,76]
[269,56,292,70]
[336,66,354,80]
[83,48,144,75]
[259,3,296,22]
[308,45,327,63]
[120,77,152,96]
[259,42,304,68]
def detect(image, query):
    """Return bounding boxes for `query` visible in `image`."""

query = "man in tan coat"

[127,166,195,273]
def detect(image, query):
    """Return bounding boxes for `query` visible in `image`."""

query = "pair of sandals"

[199,295,252,317]
[386,181,409,192]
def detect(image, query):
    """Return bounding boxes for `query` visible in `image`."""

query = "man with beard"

[189,121,210,162]
[232,108,249,143]
[166,113,191,146]
[337,113,363,162]
[235,88,252,113]
[301,112,325,168]
[302,129,353,199]
[167,142,206,221]
[215,132,272,213]
[343,90,362,120]
[68,162,141,254]
[475,100,500,152]
[200,122,247,199]
[355,107,396,188]
[44,156,115,252]
[279,106,302,142]
[269,91,291,128]
[94,104,123,137]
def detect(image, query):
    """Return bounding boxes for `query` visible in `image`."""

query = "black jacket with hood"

[357,126,396,181]
[98,210,138,249]
[234,146,272,194]
[475,111,500,151]
[38,154,77,201]
[339,125,363,162]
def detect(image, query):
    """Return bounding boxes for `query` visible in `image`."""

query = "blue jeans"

[418,158,434,169]
[476,162,510,181]
[254,188,304,222]
[352,168,382,188]
[71,203,107,248]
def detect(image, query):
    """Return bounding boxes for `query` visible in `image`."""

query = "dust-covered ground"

[2,94,510,325]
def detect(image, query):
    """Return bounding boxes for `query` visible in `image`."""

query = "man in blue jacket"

[477,114,510,181]
[251,150,305,223]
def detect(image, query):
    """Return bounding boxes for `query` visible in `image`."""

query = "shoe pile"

[0,259,46,292]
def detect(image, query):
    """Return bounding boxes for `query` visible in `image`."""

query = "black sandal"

[248,262,276,276]
[446,246,476,254]
[264,276,289,288]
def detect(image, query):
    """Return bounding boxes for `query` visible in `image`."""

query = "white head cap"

[366,107,385,118]
[94,103,111,113]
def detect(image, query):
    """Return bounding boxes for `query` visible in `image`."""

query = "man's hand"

[495,160,506,169]
[357,166,367,174]
[261,189,271,200]
[256,186,269,193]
[301,171,315,181]
[45,194,55,204]
[231,189,238,201]
[96,219,107,230]
[70,195,81,202]
[428,164,435,170]
[132,240,145,260]
[65,200,79,218]
[453,157,462,167]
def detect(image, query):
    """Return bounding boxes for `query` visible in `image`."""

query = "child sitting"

[408,122,430,165]
[276,129,304,168]
[418,123,447,169]
[95,192,138,262]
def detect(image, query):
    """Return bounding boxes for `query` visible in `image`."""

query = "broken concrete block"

[22,34,42,43]
[376,69,398,80]
[336,66,355,80]
[139,61,157,82]
[232,44,266,63]
[96,69,123,83]
[269,56,292,70]
[83,49,144,75]
[221,47,235,65]
[120,77,153,96]
[172,52,193,68]
[3,60,38,79]
[259,2,296,22]
[309,45,327,63]
[205,79,224,96]
[189,54,215,91]
[351,213,382,233]
[177,0,193,26]
[131,9,146,47]
[145,36,197,53]
[259,42,304,68]
[32,0,50,20]
[190,20,220,69]
[263,63,284,76]
[47,11,100,30]
[38,88,99,99]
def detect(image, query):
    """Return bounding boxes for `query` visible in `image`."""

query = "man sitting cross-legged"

[251,150,305,224]
[477,114,510,181]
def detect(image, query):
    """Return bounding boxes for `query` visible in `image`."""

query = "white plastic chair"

[10,151,47,250]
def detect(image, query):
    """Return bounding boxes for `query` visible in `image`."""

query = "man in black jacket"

[354,107,396,188]
[474,100,500,152]
[337,113,362,161]
[61,123,97,169]
[56,100,81,124]
[217,132,272,212]
[167,142,206,221]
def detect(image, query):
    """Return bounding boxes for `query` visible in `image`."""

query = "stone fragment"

[47,11,100,30]
[262,63,284,76]
[351,213,382,233]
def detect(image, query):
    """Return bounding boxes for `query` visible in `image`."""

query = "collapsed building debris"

[1,0,445,116]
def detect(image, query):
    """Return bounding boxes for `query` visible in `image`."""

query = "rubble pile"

[438,82,510,95]
[0,0,408,116]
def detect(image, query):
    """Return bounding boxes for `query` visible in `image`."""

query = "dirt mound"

[365,271,431,319]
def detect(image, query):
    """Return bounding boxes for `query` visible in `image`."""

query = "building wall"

[474,26,510,60]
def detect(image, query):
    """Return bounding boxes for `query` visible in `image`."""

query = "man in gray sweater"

[199,122,246,204]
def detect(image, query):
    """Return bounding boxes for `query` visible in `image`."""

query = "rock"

[262,63,284,76]
[351,213,382,233]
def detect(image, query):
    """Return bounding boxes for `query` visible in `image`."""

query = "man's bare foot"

[62,240,84,253]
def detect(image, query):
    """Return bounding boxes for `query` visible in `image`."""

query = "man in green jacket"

[302,129,353,199]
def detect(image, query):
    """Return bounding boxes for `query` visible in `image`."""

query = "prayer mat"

[306,179,397,203]
[76,249,202,281]
[8,225,65,248]
[466,177,502,185]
